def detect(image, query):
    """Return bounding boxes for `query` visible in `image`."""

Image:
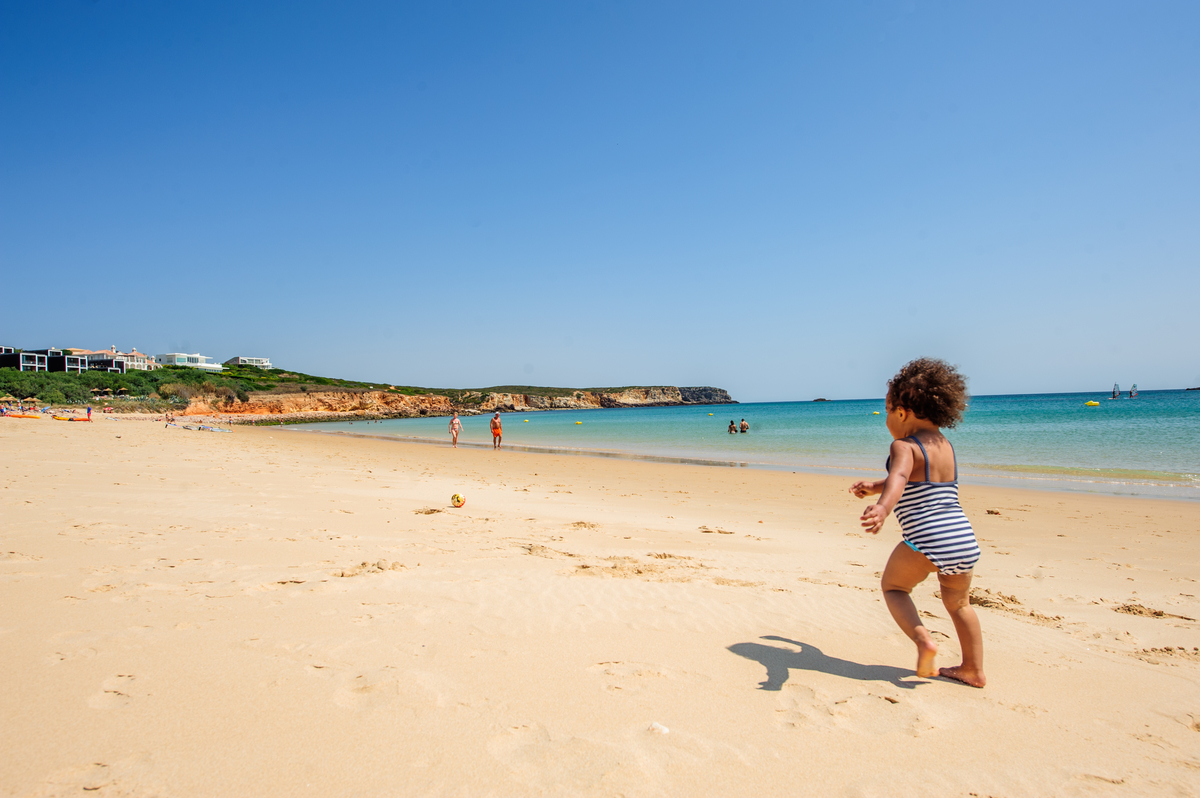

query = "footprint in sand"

[774,683,829,730]
[587,661,674,695]
[45,646,99,666]
[333,669,399,709]
[487,724,632,793]
[825,692,932,737]
[29,754,158,795]
[87,674,135,709]
[0,551,42,561]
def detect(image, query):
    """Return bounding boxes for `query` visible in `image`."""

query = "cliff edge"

[184,384,735,420]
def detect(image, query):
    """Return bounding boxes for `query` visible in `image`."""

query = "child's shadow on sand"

[728,636,922,691]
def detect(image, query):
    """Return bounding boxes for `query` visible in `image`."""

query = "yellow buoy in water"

[873,411,880,415]
[1085,401,1100,406]
[575,421,582,424]
[708,413,714,416]
[524,419,528,422]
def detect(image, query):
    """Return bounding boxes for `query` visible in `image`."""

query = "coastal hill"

[0,363,734,420]
[186,384,736,420]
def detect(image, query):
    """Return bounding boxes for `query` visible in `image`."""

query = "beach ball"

[451,493,466,508]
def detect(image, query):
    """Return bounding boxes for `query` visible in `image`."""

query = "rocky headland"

[182,386,735,423]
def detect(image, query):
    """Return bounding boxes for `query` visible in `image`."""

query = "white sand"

[2,417,1198,796]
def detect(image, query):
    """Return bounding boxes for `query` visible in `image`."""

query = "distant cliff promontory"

[477,386,734,412]
[0,363,735,422]
[183,385,735,420]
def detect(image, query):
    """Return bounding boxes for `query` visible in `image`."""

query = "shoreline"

[9,410,1197,500]
[285,424,1200,502]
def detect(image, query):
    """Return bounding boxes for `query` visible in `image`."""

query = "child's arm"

[849,478,886,498]
[860,440,914,534]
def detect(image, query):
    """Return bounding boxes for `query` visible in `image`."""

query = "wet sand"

[2,416,1198,796]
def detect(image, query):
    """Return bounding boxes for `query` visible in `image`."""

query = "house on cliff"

[156,352,224,373]
[2,347,90,373]
[224,356,273,369]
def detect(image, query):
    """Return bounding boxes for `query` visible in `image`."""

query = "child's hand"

[849,481,875,499]
[860,504,888,534]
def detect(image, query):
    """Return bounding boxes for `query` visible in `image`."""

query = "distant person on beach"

[728,420,737,434]
[449,412,462,448]
[490,412,503,449]
[87,405,92,421]
[848,358,985,688]
[739,418,748,433]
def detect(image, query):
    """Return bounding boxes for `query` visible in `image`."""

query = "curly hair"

[886,358,969,428]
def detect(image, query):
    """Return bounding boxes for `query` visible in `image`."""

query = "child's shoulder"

[888,437,918,462]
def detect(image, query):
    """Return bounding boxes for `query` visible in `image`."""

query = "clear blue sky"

[2,2,1197,401]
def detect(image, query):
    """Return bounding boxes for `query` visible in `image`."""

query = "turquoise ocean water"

[291,390,1200,499]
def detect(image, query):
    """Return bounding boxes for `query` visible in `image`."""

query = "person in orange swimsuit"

[490,412,502,449]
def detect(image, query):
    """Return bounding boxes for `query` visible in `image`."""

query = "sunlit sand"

[2,418,1198,795]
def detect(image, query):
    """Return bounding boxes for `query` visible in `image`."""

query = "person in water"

[849,358,985,688]
[490,412,503,449]
[449,412,462,448]
[739,418,748,433]
[728,420,737,434]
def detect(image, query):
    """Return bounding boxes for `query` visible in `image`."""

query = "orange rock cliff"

[184,387,733,420]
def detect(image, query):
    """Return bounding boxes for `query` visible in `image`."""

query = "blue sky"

[2,1,1197,401]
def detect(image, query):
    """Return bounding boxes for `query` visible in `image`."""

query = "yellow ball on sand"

[451,493,465,508]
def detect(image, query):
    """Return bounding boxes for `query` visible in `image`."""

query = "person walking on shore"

[490,412,503,449]
[449,412,462,448]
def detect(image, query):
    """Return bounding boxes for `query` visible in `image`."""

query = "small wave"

[962,462,1195,483]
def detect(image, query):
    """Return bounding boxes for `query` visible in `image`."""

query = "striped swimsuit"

[889,436,980,575]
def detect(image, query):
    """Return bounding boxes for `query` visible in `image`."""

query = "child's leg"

[880,543,940,678]
[936,571,986,688]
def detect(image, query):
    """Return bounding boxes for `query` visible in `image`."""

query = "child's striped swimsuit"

[889,436,980,575]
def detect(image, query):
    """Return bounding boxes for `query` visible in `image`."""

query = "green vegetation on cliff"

[0,365,383,407]
[0,366,695,408]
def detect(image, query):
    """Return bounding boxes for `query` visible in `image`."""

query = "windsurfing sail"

[1129,384,1138,398]
[1112,383,1120,399]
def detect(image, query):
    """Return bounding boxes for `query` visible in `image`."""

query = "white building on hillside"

[156,353,224,373]
[223,356,273,369]
[70,346,161,372]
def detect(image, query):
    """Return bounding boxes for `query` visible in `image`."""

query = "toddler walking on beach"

[849,358,985,687]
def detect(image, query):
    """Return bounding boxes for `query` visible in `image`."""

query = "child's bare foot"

[938,665,986,688]
[915,637,938,678]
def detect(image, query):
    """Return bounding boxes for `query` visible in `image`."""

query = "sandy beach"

[2,416,1198,797]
